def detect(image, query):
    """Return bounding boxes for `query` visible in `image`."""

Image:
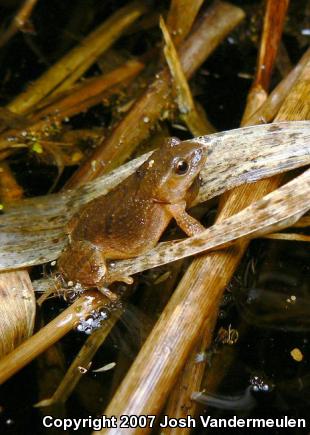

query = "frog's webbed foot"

[165,201,206,237]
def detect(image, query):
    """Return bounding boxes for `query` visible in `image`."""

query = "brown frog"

[57,138,206,291]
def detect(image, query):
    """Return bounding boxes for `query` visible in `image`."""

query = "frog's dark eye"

[174,159,189,175]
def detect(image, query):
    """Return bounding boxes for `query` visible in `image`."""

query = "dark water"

[0,0,309,433]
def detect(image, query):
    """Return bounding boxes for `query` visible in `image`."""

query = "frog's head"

[142,138,206,204]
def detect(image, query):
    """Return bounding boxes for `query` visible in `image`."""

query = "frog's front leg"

[165,201,206,236]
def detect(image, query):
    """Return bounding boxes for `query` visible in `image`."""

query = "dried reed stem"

[66,1,245,189]
[0,290,109,384]
[241,0,289,123]
[0,0,39,48]
[7,1,146,115]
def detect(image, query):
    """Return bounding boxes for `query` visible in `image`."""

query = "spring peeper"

[57,138,206,290]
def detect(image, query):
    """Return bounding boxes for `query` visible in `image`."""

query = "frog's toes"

[119,275,134,285]
[98,287,119,302]
[107,267,134,285]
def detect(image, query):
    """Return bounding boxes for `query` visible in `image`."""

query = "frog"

[57,137,206,293]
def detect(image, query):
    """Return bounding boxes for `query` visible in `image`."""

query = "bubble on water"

[218,310,226,319]
[100,310,109,320]
[76,308,111,335]
[250,375,272,393]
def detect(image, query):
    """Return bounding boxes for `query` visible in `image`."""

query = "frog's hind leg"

[58,240,107,288]
[166,201,206,236]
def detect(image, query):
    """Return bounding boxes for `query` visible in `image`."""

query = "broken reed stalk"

[100,6,310,433]
[66,1,245,189]
[0,0,39,48]
[160,17,215,135]
[0,291,109,384]
[0,60,144,153]
[166,0,204,46]
[241,0,289,122]
[246,47,310,125]
[254,0,289,92]
[33,60,144,121]
[7,1,146,115]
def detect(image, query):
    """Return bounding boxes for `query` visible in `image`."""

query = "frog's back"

[69,174,170,259]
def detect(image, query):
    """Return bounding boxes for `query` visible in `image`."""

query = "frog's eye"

[174,159,189,175]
